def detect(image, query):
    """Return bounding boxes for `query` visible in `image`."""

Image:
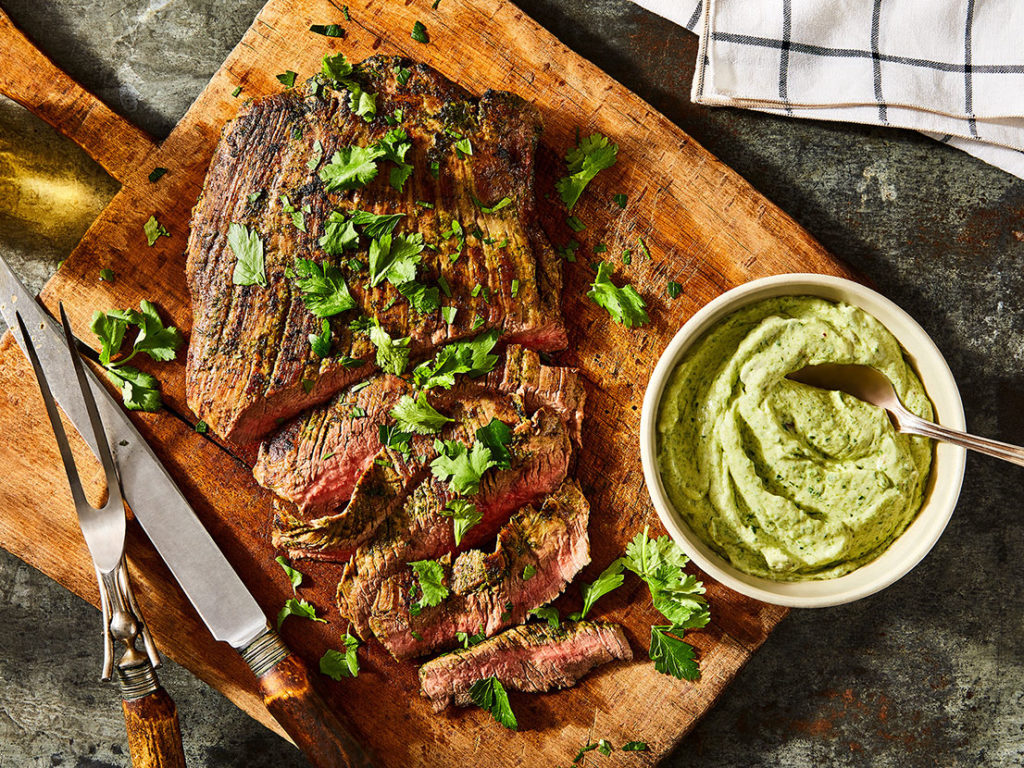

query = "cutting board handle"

[0,7,158,184]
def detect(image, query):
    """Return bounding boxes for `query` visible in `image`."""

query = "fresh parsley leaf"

[638,236,651,259]
[453,136,472,158]
[398,281,440,313]
[522,564,536,580]
[623,528,709,628]
[231,85,242,97]
[277,598,327,629]
[103,365,162,412]
[667,280,682,299]
[275,556,304,592]
[91,311,127,366]
[342,5,350,19]
[649,625,700,681]
[395,66,412,85]
[148,167,167,183]
[529,604,560,630]
[276,70,298,88]
[195,420,209,433]
[228,222,266,287]
[319,145,383,191]
[292,258,356,317]
[389,392,452,434]
[379,423,412,458]
[439,499,482,546]
[411,20,430,44]
[349,210,405,238]
[98,268,115,283]
[319,630,360,679]
[469,676,517,730]
[556,132,618,211]
[456,628,486,648]
[309,318,332,358]
[377,127,412,163]
[310,23,345,37]
[144,215,170,246]
[574,741,599,763]
[430,439,498,496]
[614,193,627,208]
[347,82,377,121]
[588,261,648,327]
[410,559,449,613]
[307,139,324,170]
[475,418,513,469]
[319,211,360,254]
[411,329,500,390]
[510,279,520,298]
[322,52,353,81]
[441,306,457,324]
[566,215,585,232]
[622,741,648,752]
[279,194,308,232]
[597,739,613,756]
[579,558,625,619]
[622,250,633,265]
[367,321,411,375]
[473,195,512,214]
[368,232,424,287]
[131,300,184,362]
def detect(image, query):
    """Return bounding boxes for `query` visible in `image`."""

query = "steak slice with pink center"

[418,621,633,712]
[369,479,590,660]
[337,407,571,636]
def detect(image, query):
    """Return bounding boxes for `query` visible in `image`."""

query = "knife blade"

[0,256,268,651]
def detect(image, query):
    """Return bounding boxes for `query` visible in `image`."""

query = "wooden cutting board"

[0,0,857,764]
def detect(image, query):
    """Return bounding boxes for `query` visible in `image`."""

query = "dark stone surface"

[1,0,1022,765]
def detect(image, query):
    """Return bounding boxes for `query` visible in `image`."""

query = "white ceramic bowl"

[640,274,966,607]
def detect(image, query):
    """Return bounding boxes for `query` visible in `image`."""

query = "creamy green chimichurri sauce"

[656,296,934,581]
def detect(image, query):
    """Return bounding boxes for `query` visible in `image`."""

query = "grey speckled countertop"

[1,1,1023,767]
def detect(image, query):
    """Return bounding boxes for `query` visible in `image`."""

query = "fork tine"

[14,311,88,510]
[57,303,123,510]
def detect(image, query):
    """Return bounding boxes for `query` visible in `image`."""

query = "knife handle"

[243,629,376,768]
[117,662,186,768]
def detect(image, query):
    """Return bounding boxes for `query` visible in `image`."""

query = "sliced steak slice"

[186,55,565,444]
[369,479,590,660]
[254,345,585,515]
[337,408,571,636]
[418,621,633,712]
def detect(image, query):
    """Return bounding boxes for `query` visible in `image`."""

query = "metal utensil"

[788,363,1024,467]
[16,306,186,767]
[0,255,375,768]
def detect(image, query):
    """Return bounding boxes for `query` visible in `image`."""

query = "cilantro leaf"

[555,132,618,211]
[319,146,383,191]
[275,556,304,592]
[292,258,356,318]
[390,392,452,434]
[367,321,411,375]
[430,439,498,496]
[310,23,345,37]
[469,676,517,730]
[322,52,353,81]
[349,210,405,238]
[347,82,377,121]
[579,558,625,619]
[277,598,328,629]
[377,127,412,165]
[456,628,486,648]
[379,423,412,458]
[368,233,424,287]
[623,528,709,628]
[90,311,127,367]
[588,261,648,327]
[276,70,297,88]
[131,300,184,362]
[319,211,360,254]
[438,499,482,546]
[279,194,308,232]
[622,741,648,752]
[103,365,162,412]
[144,215,170,246]
[398,281,440,313]
[307,139,324,170]
[475,418,513,470]
[228,222,267,287]
[409,559,449,613]
[99,268,115,283]
[529,604,560,630]
[411,20,430,44]
[411,329,500,390]
[319,630,360,679]
[522,564,536,580]
[649,625,700,681]
[309,318,332,358]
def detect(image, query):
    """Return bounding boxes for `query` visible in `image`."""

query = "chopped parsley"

[469,676,517,730]
[389,392,452,434]
[319,145,382,191]
[144,215,170,246]
[510,279,520,298]
[227,222,266,287]
[623,528,709,629]
[566,215,585,232]
[411,20,430,44]
[622,741,648,752]
[441,306,457,324]
[398,281,440,313]
[379,423,412,458]
[456,628,486,648]
[319,630,360,679]
[231,85,242,97]
[530,604,560,629]
[148,167,167,183]
[276,598,327,629]
[411,329,500,390]
[292,258,356,317]
[276,70,298,88]
[453,136,472,158]
[342,5,350,19]
[649,625,700,680]
[99,268,115,283]
[577,558,625,619]
[437,274,452,298]
[587,262,648,327]
[319,211,360,254]
[275,556,304,592]
[279,194,308,232]
[638,237,652,259]
[522,564,536,580]
[439,499,482,545]
[556,132,618,211]
[368,232,424,288]
[594,243,608,253]
[349,210,405,238]
[366,320,411,375]
[195,420,208,434]
[308,318,332,358]
[395,66,412,86]
[309,23,345,37]
[622,250,632,265]
[667,280,682,299]
[613,193,627,208]
[476,418,513,469]
[430,418,512,496]
[307,139,324,170]
[409,559,449,614]
[473,195,512,214]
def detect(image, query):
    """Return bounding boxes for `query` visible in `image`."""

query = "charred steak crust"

[418,621,633,712]
[368,478,591,660]
[186,56,566,444]
[253,345,585,516]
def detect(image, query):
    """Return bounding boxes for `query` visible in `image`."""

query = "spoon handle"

[898,412,1024,467]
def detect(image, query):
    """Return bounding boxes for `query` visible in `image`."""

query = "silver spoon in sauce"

[787,363,1024,468]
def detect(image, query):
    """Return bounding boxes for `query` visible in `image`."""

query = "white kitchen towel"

[632,0,1024,179]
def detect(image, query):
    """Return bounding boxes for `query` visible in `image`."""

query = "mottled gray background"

[1,0,1022,766]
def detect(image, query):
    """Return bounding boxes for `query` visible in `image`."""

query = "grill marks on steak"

[337,408,572,636]
[186,56,565,444]
[418,621,632,712]
[253,345,585,516]
[369,479,590,660]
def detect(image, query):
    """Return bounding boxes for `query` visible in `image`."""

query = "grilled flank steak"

[186,56,566,444]
[369,479,591,660]
[418,621,632,712]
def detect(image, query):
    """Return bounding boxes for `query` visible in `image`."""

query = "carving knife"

[0,254,375,768]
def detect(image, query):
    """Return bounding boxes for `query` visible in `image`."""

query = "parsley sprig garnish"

[588,262,648,327]
[319,630,360,679]
[469,676,517,730]
[409,559,449,615]
[555,132,618,211]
